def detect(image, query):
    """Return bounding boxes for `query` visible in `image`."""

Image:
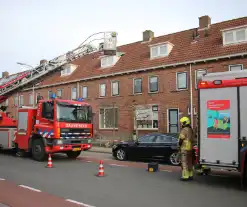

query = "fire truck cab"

[0,94,93,161]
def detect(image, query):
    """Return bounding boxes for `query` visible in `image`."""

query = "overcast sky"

[0,0,246,75]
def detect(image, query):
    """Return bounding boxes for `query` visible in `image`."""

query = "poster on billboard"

[206,100,230,139]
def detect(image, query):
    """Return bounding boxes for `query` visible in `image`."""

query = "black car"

[112,133,180,165]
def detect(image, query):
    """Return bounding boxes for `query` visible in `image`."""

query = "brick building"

[1,15,247,140]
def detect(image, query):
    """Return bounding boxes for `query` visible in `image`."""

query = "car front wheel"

[169,152,180,166]
[116,148,126,161]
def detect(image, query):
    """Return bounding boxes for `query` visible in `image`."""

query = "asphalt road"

[0,151,247,207]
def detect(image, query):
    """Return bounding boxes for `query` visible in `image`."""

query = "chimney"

[2,71,9,78]
[40,59,48,65]
[199,15,211,29]
[143,30,154,41]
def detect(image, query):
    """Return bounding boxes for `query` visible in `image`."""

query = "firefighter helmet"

[180,116,190,125]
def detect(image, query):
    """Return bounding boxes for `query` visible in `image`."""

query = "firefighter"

[179,116,194,181]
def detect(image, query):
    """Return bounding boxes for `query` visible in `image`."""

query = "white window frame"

[19,95,24,106]
[61,67,72,76]
[150,44,168,59]
[228,64,244,71]
[133,78,143,94]
[99,83,106,97]
[195,69,207,89]
[57,89,62,98]
[29,93,34,105]
[71,87,77,100]
[82,86,88,99]
[101,56,115,68]
[48,90,52,99]
[111,81,119,96]
[134,105,159,130]
[148,76,159,93]
[99,107,118,129]
[14,96,18,106]
[176,72,188,90]
[223,27,247,45]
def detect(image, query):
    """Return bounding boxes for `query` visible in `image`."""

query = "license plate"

[72,147,81,151]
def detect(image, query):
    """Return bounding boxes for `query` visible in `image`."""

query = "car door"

[134,135,156,159]
[152,135,173,158]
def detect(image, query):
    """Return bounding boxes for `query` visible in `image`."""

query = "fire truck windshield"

[56,102,92,123]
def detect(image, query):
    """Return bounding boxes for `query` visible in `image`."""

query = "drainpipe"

[189,64,193,128]
[77,82,80,99]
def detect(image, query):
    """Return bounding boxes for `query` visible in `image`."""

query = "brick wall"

[4,57,247,140]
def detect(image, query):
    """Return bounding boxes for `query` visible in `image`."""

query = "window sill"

[134,128,158,131]
[99,128,118,130]
[170,88,188,92]
[148,91,159,94]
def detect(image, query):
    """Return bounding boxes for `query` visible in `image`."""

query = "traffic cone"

[46,154,53,168]
[96,160,105,177]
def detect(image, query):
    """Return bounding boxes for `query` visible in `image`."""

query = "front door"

[168,109,179,133]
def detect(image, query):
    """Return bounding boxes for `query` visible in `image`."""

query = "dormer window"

[61,64,77,76]
[149,42,174,59]
[222,26,247,46]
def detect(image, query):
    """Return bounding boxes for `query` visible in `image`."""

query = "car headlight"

[112,145,117,149]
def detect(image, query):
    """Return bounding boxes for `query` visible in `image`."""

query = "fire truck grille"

[60,128,91,139]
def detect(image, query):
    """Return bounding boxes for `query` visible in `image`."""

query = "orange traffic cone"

[96,160,105,177]
[46,154,53,168]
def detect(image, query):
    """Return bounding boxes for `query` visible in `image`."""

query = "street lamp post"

[16,62,35,107]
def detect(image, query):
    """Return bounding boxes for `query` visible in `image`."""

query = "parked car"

[112,133,181,165]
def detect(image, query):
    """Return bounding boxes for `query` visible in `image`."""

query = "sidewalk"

[88,146,112,154]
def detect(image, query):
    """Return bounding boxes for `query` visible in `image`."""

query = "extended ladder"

[0,31,117,98]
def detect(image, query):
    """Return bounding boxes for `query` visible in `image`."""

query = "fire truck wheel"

[31,139,47,161]
[66,151,82,159]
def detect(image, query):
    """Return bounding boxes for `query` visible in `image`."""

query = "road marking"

[86,161,92,163]
[19,185,41,192]
[0,178,5,181]
[66,199,96,207]
[109,164,127,167]
[161,170,172,173]
[209,174,229,178]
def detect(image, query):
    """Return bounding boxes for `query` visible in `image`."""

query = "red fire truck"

[0,95,93,161]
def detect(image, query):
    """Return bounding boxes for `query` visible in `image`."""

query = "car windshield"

[56,101,92,123]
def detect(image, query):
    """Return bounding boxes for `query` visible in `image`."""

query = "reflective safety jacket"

[179,127,194,152]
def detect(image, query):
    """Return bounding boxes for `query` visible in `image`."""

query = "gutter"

[22,52,247,91]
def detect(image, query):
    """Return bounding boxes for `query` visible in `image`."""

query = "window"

[57,89,62,98]
[60,66,74,76]
[133,78,142,94]
[48,90,52,99]
[14,96,18,106]
[71,88,77,100]
[138,135,156,143]
[155,135,173,143]
[99,84,106,97]
[29,94,33,105]
[229,64,243,71]
[101,56,115,68]
[150,44,168,59]
[111,81,119,96]
[195,69,207,89]
[99,107,118,129]
[5,99,8,106]
[42,102,54,120]
[19,95,24,106]
[149,76,158,93]
[176,72,187,90]
[135,105,158,129]
[82,86,88,99]
[223,27,247,45]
